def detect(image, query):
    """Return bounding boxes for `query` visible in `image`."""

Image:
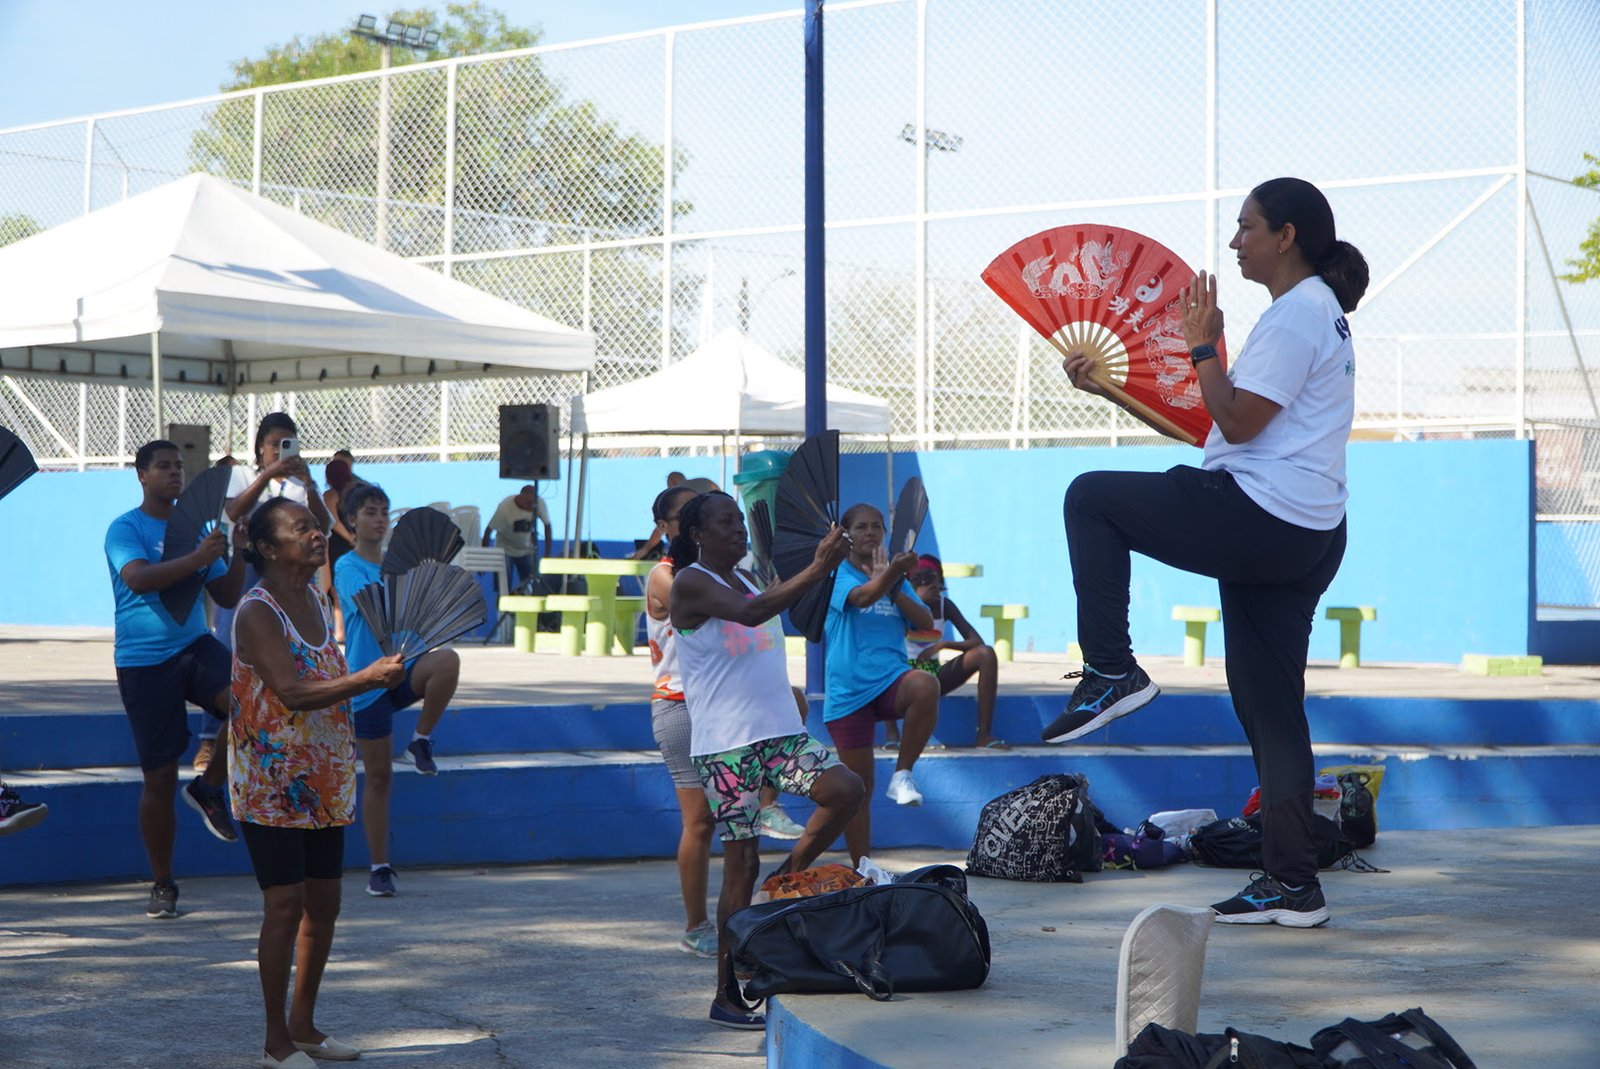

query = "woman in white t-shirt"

[1054,178,1369,930]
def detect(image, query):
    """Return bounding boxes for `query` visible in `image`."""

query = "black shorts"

[238,822,346,889]
[115,635,232,772]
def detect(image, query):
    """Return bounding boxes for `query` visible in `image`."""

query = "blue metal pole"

[803,0,827,702]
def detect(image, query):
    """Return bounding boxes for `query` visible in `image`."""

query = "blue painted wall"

[0,440,1538,663]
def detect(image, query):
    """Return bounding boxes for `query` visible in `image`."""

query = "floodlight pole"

[354,16,441,250]
[803,0,826,702]
[376,44,392,250]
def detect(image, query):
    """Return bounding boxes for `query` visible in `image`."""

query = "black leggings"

[1064,464,1347,886]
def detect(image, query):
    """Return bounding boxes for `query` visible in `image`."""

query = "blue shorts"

[115,636,232,771]
[352,665,421,740]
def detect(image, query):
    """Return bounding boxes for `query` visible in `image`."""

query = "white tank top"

[905,592,948,659]
[646,559,683,701]
[676,563,802,757]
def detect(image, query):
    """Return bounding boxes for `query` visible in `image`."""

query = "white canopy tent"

[563,327,895,555]
[0,174,595,436]
[571,327,891,438]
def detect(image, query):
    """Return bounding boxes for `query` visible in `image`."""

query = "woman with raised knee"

[1055,177,1367,928]
[822,503,941,864]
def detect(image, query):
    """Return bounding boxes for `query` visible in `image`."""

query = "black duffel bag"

[724,864,991,1002]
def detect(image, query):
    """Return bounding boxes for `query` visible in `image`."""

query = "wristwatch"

[1189,344,1219,367]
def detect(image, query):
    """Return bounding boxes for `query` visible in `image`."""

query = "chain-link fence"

[2,0,1599,598]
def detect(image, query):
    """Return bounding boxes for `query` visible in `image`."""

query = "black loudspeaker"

[498,404,560,481]
[166,423,211,489]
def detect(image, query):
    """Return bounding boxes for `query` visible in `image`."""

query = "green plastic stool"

[498,595,547,654]
[979,604,1029,662]
[1171,605,1221,667]
[1324,606,1377,668]
[543,594,601,657]
[612,596,646,655]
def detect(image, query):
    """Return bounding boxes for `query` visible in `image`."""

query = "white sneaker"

[885,769,923,806]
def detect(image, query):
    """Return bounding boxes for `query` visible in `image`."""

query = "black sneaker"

[146,880,179,919]
[1211,872,1329,928]
[182,779,238,843]
[1040,664,1160,743]
[0,782,48,837]
[405,738,438,775]
[367,865,398,897]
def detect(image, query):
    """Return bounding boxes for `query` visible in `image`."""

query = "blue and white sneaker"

[1211,872,1330,927]
[755,803,806,840]
[709,997,766,1030]
[1041,664,1159,744]
[405,738,438,775]
[678,920,717,957]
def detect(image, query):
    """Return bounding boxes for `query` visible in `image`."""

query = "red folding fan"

[981,225,1224,446]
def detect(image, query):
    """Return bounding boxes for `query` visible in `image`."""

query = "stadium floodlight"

[353,15,438,52]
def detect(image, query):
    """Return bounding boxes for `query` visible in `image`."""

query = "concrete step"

[7,743,1600,888]
[6,691,1597,771]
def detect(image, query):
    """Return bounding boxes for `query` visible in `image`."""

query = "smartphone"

[278,437,299,458]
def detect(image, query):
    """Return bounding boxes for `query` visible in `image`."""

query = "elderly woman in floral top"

[230,498,403,1068]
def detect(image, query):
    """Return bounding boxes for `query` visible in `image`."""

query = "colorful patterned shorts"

[692,733,839,842]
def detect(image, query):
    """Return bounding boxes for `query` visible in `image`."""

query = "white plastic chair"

[448,505,481,546]
[1114,903,1214,1053]
[455,546,512,642]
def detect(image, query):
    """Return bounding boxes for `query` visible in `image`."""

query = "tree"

[1562,153,1600,284]
[0,212,42,247]
[186,2,696,378]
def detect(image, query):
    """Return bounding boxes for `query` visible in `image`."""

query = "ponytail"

[1249,176,1369,312]
[1313,239,1370,314]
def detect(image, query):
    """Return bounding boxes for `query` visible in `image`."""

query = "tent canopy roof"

[570,328,892,437]
[0,174,594,393]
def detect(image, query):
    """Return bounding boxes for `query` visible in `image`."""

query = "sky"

[0,0,801,130]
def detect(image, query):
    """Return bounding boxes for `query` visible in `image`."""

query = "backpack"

[1185,814,1355,871]
[1115,1023,1323,1069]
[966,773,1102,882]
[1311,1007,1479,1069]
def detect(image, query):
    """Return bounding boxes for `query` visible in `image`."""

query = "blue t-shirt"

[334,551,391,712]
[105,507,228,668]
[823,561,929,721]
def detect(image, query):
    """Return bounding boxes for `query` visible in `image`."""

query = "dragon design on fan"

[1020,238,1131,300]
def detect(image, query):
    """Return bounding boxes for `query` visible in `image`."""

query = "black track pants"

[1063,464,1347,886]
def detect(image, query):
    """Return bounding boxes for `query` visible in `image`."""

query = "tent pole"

[150,332,163,437]
[572,433,590,564]
[563,414,576,561]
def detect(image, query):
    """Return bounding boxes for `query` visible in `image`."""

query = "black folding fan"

[158,465,234,625]
[771,430,840,644]
[747,499,778,586]
[382,506,465,575]
[884,476,929,599]
[353,560,488,659]
[0,427,39,503]
[887,476,928,558]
